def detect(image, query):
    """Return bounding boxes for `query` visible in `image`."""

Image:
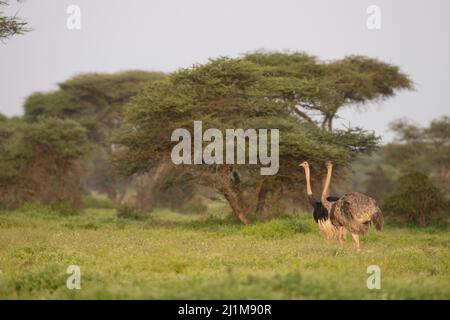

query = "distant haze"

[1,0,449,142]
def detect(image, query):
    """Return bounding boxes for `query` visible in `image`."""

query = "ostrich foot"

[351,233,361,253]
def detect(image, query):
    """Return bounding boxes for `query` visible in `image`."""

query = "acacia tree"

[244,51,413,131]
[245,51,412,210]
[0,0,29,41]
[113,55,394,224]
[385,116,450,191]
[0,117,89,208]
[24,71,167,205]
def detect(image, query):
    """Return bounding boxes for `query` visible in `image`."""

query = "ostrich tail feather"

[372,210,384,231]
[318,219,336,241]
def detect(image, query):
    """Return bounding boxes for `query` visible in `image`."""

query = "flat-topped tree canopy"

[244,51,413,130]
[23,71,167,144]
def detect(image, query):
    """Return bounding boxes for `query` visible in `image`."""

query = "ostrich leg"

[351,233,360,253]
[338,227,347,246]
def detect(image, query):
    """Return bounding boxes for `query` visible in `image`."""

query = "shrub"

[383,171,446,226]
[49,200,80,216]
[180,195,208,214]
[116,204,148,220]
[83,194,114,209]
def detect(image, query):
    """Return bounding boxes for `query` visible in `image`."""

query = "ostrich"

[298,161,339,241]
[321,161,384,252]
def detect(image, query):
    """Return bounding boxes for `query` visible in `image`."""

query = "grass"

[0,206,449,299]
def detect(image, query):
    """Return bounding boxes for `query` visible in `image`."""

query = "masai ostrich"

[298,161,340,241]
[321,161,384,252]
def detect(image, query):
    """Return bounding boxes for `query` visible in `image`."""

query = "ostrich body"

[298,161,339,241]
[321,161,384,252]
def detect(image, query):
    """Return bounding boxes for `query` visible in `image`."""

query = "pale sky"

[1,0,449,142]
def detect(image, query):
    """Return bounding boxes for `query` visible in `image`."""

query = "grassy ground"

[0,206,449,299]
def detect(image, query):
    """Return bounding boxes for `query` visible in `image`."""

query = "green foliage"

[15,200,80,217]
[385,116,450,190]
[22,71,168,206]
[115,56,384,174]
[244,51,412,129]
[150,170,197,210]
[383,171,446,225]
[49,200,81,216]
[0,117,89,208]
[22,117,90,160]
[116,204,148,220]
[113,54,402,221]
[364,165,395,202]
[24,91,78,121]
[0,0,29,40]
[180,195,208,214]
[350,116,449,215]
[24,71,167,144]
[241,217,312,239]
[0,208,448,299]
[0,118,24,187]
[83,194,114,209]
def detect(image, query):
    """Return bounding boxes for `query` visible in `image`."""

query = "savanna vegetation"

[0,35,449,298]
[0,206,448,299]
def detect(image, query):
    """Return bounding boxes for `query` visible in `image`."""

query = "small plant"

[83,194,114,209]
[116,204,148,220]
[49,200,80,216]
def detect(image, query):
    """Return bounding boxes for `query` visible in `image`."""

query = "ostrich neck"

[304,166,312,196]
[321,165,333,211]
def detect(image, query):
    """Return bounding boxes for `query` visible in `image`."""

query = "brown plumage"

[321,161,384,252]
[330,192,384,234]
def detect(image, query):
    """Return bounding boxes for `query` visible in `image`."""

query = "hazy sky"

[1,0,449,142]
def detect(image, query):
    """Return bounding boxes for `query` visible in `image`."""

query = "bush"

[19,201,49,213]
[49,200,80,216]
[383,171,446,226]
[83,194,114,209]
[151,171,197,210]
[180,196,208,214]
[116,204,148,220]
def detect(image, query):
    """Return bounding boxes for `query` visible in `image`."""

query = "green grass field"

[0,206,449,299]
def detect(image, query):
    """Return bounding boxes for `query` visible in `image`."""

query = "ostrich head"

[299,161,313,197]
[298,161,309,169]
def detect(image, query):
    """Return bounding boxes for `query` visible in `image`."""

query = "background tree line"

[1,0,447,226]
[7,51,445,226]
[353,116,450,226]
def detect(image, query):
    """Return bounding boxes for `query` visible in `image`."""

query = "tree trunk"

[217,168,251,225]
[327,116,333,131]
[418,209,426,226]
[105,187,117,204]
[135,173,155,213]
[321,115,329,130]
[255,186,268,215]
[222,190,251,224]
